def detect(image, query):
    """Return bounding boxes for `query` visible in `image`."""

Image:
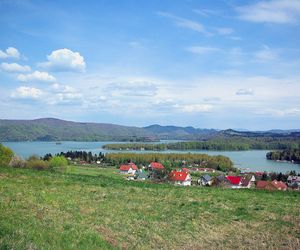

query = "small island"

[266,149,300,163]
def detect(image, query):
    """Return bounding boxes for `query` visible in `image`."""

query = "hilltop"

[0,118,299,142]
[0,165,299,249]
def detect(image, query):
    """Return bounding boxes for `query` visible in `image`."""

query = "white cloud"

[0,62,31,73]
[157,12,207,34]
[0,47,20,59]
[106,81,158,97]
[236,88,254,95]
[254,108,300,117]
[38,48,86,72]
[48,83,82,105]
[215,27,234,35]
[174,104,213,113]
[193,9,221,17]
[237,0,300,24]
[186,46,220,55]
[11,86,43,99]
[18,71,56,82]
[230,36,242,41]
[254,46,278,62]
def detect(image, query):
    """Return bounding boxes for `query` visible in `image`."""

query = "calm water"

[2,141,300,173]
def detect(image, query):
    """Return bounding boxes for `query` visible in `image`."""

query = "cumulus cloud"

[11,86,43,99]
[236,88,254,95]
[48,83,82,105]
[0,47,20,59]
[38,48,86,72]
[17,71,56,82]
[236,0,300,24]
[0,62,31,73]
[186,46,220,55]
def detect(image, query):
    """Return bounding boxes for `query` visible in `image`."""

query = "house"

[148,162,164,171]
[181,167,189,173]
[134,170,149,180]
[169,170,192,186]
[226,176,242,189]
[240,175,256,188]
[287,176,300,188]
[198,174,213,186]
[256,180,287,191]
[119,163,138,174]
[256,180,270,190]
[271,180,288,191]
[213,175,231,187]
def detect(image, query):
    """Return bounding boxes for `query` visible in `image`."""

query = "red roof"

[271,180,288,190]
[119,163,138,171]
[226,176,241,185]
[256,180,269,189]
[181,168,189,172]
[150,162,164,170]
[169,170,190,181]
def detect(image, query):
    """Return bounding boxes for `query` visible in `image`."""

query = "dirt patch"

[0,173,8,179]
[96,225,127,249]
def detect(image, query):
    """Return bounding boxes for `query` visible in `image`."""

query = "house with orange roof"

[148,162,165,171]
[256,180,287,191]
[169,170,192,186]
[119,163,138,175]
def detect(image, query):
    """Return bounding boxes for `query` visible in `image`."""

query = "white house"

[169,170,192,186]
[119,163,138,174]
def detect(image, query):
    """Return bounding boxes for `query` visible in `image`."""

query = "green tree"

[0,144,14,167]
[49,156,68,168]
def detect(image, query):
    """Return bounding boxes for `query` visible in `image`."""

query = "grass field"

[0,166,299,249]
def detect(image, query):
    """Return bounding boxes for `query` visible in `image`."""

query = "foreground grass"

[0,166,299,249]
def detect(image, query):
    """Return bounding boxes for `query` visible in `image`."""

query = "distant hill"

[0,118,299,142]
[218,129,300,138]
[143,124,218,140]
[0,118,155,142]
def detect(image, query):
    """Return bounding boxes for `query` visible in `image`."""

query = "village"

[119,161,300,191]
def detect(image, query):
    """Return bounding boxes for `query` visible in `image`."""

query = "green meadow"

[0,166,299,249]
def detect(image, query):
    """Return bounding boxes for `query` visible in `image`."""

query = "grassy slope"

[0,166,299,249]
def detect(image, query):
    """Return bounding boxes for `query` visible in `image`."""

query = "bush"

[26,159,49,170]
[9,155,26,168]
[49,156,68,168]
[0,144,14,167]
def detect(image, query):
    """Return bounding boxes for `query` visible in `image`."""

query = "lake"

[2,141,300,173]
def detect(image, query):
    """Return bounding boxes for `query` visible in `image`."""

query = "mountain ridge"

[0,118,299,142]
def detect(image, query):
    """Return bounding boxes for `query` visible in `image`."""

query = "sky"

[0,0,300,130]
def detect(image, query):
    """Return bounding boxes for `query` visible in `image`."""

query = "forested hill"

[143,124,218,140]
[0,118,299,142]
[0,118,155,142]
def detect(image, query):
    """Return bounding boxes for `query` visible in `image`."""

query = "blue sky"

[0,0,300,130]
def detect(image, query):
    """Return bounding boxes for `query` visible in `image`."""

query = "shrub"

[26,159,49,170]
[0,144,14,167]
[27,155,40,161]
[9,155,26,168]
[49,156,68,168]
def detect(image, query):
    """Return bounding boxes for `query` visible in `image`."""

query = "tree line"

[44,151,105,163]
[105,152,235,172]
[103,137,300,151]
[43,151,235,172]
